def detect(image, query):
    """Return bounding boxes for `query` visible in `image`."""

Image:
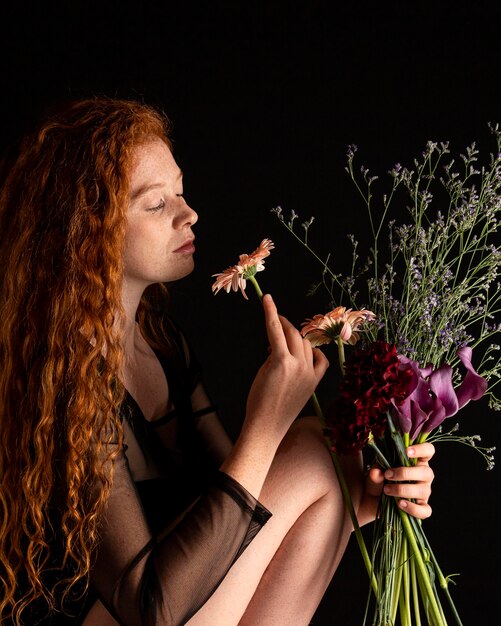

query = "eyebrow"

[129,170,183,202]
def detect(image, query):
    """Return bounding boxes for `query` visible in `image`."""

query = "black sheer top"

[23,317,272,625]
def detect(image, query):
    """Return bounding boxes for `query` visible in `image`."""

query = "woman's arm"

[219,294,329,499]
[189,383,233,465]
[90,448,271,626]
[89,295,329,626]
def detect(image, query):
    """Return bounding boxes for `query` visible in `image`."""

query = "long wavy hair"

[0,96,172,623]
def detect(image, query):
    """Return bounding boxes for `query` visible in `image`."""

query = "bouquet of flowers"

[211,124,500,625]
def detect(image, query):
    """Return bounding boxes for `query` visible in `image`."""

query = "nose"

[175,198,198,229]
[186,203,198,226]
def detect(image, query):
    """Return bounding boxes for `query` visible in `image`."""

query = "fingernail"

[407,447,415,457]
[399,499,408,509]
[385,470,394,479]
[263,293,271,302]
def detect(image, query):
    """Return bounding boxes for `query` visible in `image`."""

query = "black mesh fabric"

[17,317,271,625]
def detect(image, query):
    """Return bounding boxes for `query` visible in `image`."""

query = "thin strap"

[191,405,218,419]
[150,408,179,428]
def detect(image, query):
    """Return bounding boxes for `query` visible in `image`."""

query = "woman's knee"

[259,415,344,518]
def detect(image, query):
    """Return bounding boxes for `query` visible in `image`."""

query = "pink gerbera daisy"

[301,306,376,346]
[212,239,274,299]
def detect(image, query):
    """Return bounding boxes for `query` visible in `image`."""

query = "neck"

[121,277,150,358]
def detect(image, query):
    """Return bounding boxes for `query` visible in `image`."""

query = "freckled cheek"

[122,232,146,269]
[123,227,172,272]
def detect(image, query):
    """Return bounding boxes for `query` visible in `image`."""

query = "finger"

[406,442,435,464]
[278,314,305,356]
[384,466,434,483]
[302,332,313,361]
[384,482,432,502]
[365,466,385,498]
[369,467,385,484]
[262,294,288,356]
[311,347,329,379]
[396,498,432,520]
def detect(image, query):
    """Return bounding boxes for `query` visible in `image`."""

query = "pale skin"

[83,137,435,626]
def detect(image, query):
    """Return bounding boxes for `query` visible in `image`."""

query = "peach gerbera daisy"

[301,306,376,346]
[212,239,274,299]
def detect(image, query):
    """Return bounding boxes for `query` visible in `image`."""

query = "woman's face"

[123,136,198,290]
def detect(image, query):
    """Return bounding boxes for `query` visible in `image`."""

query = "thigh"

[187,415,357,625]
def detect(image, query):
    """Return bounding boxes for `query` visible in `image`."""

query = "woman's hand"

[244,293,329,443]
[221,294,329,497]
[358,442,436,524]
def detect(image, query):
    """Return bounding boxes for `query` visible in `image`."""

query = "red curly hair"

[0,96,172,623]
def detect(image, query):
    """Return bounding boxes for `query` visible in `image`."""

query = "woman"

[0,97,435,625]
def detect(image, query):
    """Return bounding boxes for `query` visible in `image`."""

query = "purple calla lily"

[393,346,487,440]
[456,346,488,407]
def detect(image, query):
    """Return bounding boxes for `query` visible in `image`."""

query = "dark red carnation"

[325,341,414,455]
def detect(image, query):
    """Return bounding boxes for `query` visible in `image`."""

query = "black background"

[1,2,500,624]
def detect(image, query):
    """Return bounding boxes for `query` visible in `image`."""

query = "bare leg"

[83,416,364,626]
[187,415,364,626]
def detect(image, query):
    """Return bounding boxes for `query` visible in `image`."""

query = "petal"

[398,354,433,380]
[397,358,420,396]
[301,315,326,335]
[420,364,434,378]
[230,271,240,292]
[392,397,411,434]
[420,401,447,434]
[412,378,436,414]
[303,329,332,347]
[339,322,352,342]
[456,346,488,408]
[327,307,346,322]
[409,399,434,440]
[406,377,446,434]
[239,277,248,299]
[251,238,275,261]
[428,364,458,418]
[346,331,360,345]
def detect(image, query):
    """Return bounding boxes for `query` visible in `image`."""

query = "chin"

[165,260,195,283]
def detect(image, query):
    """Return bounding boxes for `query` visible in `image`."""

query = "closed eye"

[147,199,165,213]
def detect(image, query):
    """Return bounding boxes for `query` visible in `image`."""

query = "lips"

[174,238,195,253]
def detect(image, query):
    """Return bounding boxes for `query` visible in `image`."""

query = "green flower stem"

[403,432,410,449]
[367,438,392,470]
[399,591,410,626]
[409,517,449,591]
[248,274,264,300]
[408,517,463,626]
[417,430,429,445]
[368,434,447,625]
[312,393,378,596]
[389,424,455,621]
[389,413,448,624]
[402,537,411,626]
[440,579,463,626]
[398,508,447,626]
[410,555,422,626]
[336,336,346,375]
[387,413,412,468]
[248,275,379,596]
[310,392,324,424]
[391,536,405,623]
[330,338,377,588]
